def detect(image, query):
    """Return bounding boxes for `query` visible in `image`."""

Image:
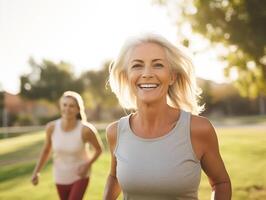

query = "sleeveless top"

[115,110,201,200]
[51,119,90,184]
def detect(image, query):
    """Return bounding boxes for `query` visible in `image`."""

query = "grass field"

[0,127,266,200]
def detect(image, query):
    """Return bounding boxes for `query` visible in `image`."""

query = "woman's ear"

[169,71,177,86]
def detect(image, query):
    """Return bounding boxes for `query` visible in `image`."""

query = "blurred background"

[0,0,265,199]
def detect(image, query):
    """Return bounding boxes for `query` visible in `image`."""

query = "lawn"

[0,127,265,200]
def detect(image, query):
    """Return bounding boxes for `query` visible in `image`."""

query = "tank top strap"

[178,110,191,142]
[175,110,189,133]
[178,111,199,162]
[76,120,83,135]
[52,119,61,135]
[114,115,130,155]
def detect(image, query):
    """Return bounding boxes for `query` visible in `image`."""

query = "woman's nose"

[142,66,153,78]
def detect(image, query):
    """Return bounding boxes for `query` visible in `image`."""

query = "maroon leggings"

[56,178,89,200]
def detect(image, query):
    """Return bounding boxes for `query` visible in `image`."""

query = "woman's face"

[127,42,175,105]
[60,96,79,120]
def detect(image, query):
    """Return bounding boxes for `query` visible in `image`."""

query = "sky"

[0,0,228,94]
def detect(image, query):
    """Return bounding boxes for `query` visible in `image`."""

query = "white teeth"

[139,84,158,88]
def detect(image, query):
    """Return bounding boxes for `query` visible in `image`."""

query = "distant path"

[0,126,45,135]
[214,123,266,131]
[0,123,108,136]
[0,122,265,136]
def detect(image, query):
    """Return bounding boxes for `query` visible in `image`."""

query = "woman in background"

[31,91,103,200]
[103,33,231,199]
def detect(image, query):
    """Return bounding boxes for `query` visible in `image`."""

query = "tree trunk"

[259,94,266,115]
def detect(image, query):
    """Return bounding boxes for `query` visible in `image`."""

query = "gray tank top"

[114,110,201,200]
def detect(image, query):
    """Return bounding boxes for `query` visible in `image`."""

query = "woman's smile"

[138,83,159,90]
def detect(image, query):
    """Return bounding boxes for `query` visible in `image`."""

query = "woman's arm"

[78,123,103,177]
[191,116,232,200]
[103,122,121,200]
[31,122,54,185]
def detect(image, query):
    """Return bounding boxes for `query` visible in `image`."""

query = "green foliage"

[159,0,266,98]
[80,61,117,108]
[15,114,35,126]
[198,78,262,115]
[0,91,3,109]
[190,0,265,58]
[80,61,119,120]
[198,79,213,113]
[191,0,266,97]
[0,91,4,125]
[20,58,84,102]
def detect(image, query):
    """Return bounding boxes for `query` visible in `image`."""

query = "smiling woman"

[31,91,103,200]
[104,33,232,200]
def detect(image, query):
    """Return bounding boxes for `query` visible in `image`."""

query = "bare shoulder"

[106,121,118,151]
[191,114,219,156]
[81,122,101,143]
[45,121,56,136]
[82,121,97,135]
[106,121,118,140]
[191,115,215,138]
[46,120,55,130]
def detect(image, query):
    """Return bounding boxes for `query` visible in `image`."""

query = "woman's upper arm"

[82,123,103,151]
[191,116,230,186]
[44,122,54,149]
[106,121,118,177]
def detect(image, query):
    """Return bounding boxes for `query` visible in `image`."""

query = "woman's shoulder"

[107,120,123,144]
[190,114,216,138]
[45,120,57,136]
[79,121,99,142]
[105,121,119,151]
[190,115,218,159]
[81,121,97,134]
[106,121,119,138]
[46,120,57,130]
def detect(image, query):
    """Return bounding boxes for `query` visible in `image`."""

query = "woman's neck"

[61,117,78,132]
[136,99,170,121]
[132,102,180,138]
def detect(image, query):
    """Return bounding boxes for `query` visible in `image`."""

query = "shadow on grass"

[235,185,266,199]
[0,140,44,166]
[0,135,50,184]
[0,160,52,183]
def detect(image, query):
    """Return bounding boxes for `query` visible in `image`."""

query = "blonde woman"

[103,34,231,200]
[31,91,103,200]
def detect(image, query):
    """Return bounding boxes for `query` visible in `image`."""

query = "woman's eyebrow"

[131,59,144,63]
[131,58,164,63]
[152,59,164,62]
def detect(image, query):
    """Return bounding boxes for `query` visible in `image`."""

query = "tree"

[197,78,214,114]
[157,0,266,99]
[80,61,118,120]
[20,58,84,101]
[0,91,4,125]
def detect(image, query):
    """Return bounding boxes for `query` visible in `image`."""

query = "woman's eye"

[154,63,163,68]
[131,64,142,69]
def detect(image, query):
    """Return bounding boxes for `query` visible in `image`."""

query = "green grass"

[0,128,266,200]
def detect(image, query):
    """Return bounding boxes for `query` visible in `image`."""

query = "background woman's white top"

[52,119,89,184]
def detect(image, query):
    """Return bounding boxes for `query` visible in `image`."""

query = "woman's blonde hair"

[109,33,204,115]
[60,91,87,121]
